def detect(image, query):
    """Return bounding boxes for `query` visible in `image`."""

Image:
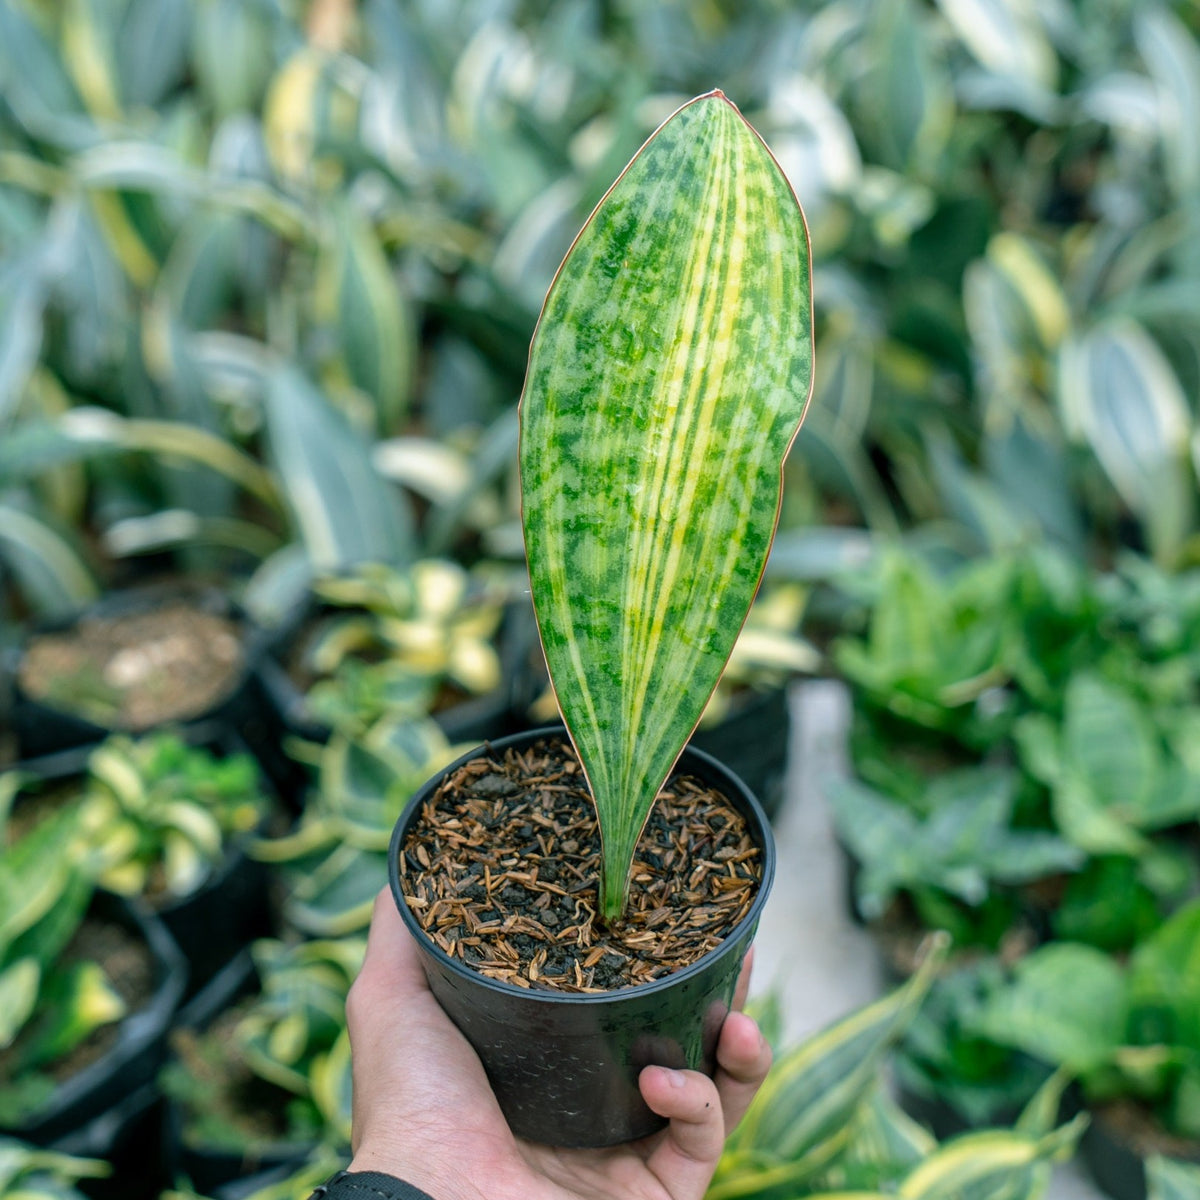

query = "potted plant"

[0,805,186,1148]
[892,959,1063,1138]
[386,89,814,1147]
[6,586,265,761]
[964,903,1200,1200]
[161,939,359,1195]
[254,559,521,747]
[826,764,1083,978]
[2,730,277,995]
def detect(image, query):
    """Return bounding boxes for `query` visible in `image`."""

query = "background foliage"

[3,0,1200,1198]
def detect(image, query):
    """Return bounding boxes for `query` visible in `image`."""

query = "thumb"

[639,1066,726,1200]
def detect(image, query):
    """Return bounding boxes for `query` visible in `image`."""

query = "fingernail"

[660,1067,687,1089]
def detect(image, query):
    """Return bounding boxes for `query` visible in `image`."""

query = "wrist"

[314,1171,437,1200]
[347,1146,479,1200]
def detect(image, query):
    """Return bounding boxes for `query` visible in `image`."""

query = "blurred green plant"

[0,1139,108,1200]
[1015,671,1200,864]
[895,960,1059,1132]
[3,733,271,902]
[300,559,508,735]
[163,937,362,1154]
[0,810,118,1124]
[253,716,457,937]
[2,0,1199,622]
[970,901,1200,1142]
[829,766,1082,933]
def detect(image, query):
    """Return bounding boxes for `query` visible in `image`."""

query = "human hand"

[345,889,771,1200]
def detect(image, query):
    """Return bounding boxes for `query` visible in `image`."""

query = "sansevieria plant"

[520,90,814,919]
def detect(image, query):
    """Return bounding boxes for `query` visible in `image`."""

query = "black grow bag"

[160,834,273,1000]
[7,586,268,760]
[163,950,318,1197]
[5,891,187,1147]
[388,727,776,1148]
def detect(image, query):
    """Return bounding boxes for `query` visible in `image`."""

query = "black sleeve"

[309,1170,437,1200]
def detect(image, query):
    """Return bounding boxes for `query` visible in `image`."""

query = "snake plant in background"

[0,1140,108,1200]
[64,733,268,902]
[520,91,815,919]
[707,937,1086,1199]
[0,812,120,1125]
[299,560,510,734]
[253,717,458,937]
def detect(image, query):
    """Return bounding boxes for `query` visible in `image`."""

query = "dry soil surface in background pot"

[19,603,243,729]
[400,736,761,993]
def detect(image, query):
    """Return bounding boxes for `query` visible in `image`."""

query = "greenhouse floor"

[752,679,1105,1200]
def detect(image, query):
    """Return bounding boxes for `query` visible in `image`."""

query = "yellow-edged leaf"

[520,91,814,916]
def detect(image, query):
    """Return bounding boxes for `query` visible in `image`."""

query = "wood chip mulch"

[399,736,761,994]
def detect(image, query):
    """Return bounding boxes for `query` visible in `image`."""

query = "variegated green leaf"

[896,1117,1087,1200]
[728,937,946,1165]
[317,205,414,433]
[1058,320,1194,566]
[520,92,814,916]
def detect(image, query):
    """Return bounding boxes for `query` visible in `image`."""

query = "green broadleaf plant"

[520,91,814,919]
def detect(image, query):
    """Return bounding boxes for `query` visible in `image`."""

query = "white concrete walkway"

[749,679,1105,1200]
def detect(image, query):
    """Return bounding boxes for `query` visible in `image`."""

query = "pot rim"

[388,725,776,1005]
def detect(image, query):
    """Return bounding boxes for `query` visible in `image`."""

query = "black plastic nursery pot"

[52,1081,166,1200]
[162,836,273,999]
[387,727,776,1148]
[690,685,791,823]
[7,892,188,1147]
[7,585,268,760]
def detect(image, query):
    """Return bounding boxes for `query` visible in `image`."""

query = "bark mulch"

[399,735,761,994]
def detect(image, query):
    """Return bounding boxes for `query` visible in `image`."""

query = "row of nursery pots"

[1,724,288,1200]
[4,725,776,1164]
[1,586,789,1187]
[0,583,793,822]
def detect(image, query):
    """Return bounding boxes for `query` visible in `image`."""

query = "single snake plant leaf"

[519,91,814,919]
